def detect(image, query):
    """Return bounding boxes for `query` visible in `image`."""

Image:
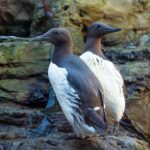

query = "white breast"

[80,51,125,122]
[48,62,96,137]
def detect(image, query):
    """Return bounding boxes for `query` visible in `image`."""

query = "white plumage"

[48,62,96,137]
[80,51,125,122]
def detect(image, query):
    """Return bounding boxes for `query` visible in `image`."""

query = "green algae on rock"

[0,42,51,103]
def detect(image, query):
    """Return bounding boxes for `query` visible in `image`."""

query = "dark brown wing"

[60,55,108,131]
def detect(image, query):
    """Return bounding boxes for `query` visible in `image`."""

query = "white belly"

[80,51,125,121]
[48,62,96,137]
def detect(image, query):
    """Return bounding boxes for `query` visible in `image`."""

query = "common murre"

[32,27,108,138]
[80,22,125,131]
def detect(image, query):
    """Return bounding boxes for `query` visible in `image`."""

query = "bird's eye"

[53,31,59,35]
[96,25,101,28]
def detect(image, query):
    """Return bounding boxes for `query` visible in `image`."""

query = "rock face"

[0,0,35,36]
[105,47,150,138]
[0,41,51,105]
[0,40,150,149]
[0,0,150,45]
[0,108,149,150]
[0,0,150,149]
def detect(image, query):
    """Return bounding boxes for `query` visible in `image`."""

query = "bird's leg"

[27,88,56,138]
[108,120,119,135]
[112,120,119,134]
[46,87,56,110]
[42,0,53,18]
[28,117,53,138]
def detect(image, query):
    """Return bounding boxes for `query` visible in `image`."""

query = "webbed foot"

[28,117,53,138]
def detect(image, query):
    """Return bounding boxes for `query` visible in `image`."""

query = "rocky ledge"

[0,0,150,149]
[0,39,150,149]
[0,103,149,150]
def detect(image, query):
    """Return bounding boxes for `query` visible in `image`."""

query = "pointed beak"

[103,26,122,34]
[30,29,53,42]
[30,35,50,42]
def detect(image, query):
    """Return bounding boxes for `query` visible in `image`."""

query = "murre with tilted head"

[80,22,125,131]
[32,27,108,138]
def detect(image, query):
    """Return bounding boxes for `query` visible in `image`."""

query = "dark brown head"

[87,22,122,38]
[31,28,73,46]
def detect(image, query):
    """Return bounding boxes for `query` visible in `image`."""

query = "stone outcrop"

[0,0,150,44]
[0,0,35,36]
[0,41,51,105]
[0,107,149,150]
[0,40,149,147]
[105,47,150,138]
[0,0,150,149]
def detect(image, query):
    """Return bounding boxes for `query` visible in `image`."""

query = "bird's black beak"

[30,35,50,42]
[30,30,53,42]
[103,26,122,34]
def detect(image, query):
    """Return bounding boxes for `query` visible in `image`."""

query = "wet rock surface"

[0,42,51,105]
[0,40,150,149]
[0,104,149,150]
[105,47,150,138]
[0,0,150,149]
[0,0,35,36]
[0,0,150,46]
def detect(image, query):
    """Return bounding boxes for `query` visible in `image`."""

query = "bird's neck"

[52,43,73,64]
[84,37,104,58]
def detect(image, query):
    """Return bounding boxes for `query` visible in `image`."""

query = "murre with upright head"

[32,27,108,138]
[80,22,125,131]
